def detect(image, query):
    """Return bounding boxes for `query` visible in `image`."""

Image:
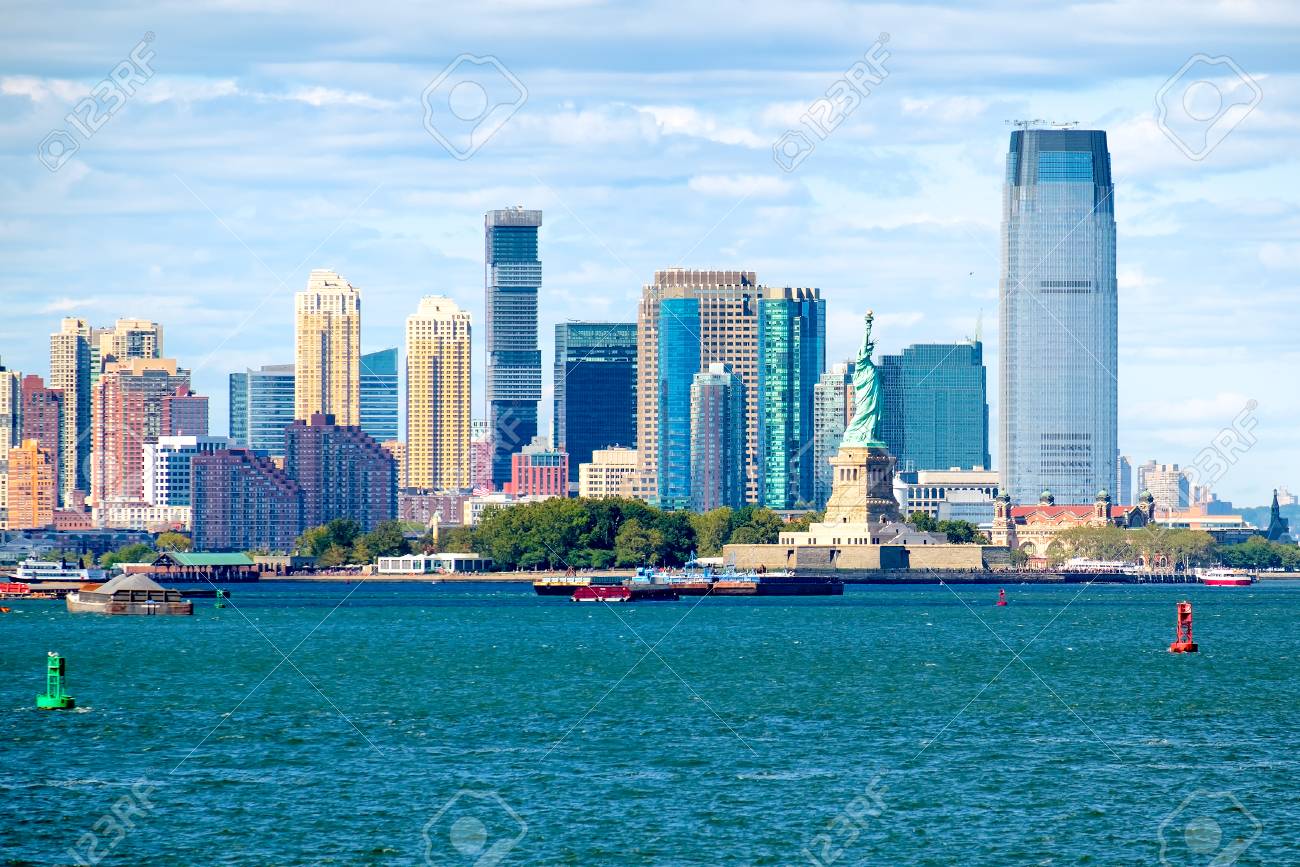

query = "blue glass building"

[656,298,701,509]
[690,364,746,511]
[360,347,399,443]
[999,128,1117,504]
[880,341,990,473]
[228,363,296,457]
[757,288,825,509]
[485,207,542,487]
[553,322,637,484]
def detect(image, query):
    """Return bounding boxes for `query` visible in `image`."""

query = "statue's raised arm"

[841,310,886,448]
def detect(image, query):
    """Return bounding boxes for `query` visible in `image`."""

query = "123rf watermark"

[802,774,889,866]
[64,779,159,866]
[422,789,527,866]
[1182,399,1258,493]
[1157,789,1261,866]
[773,35,890,173]
[422,54,527,161]
[1155,54,1261,161]
[37,33,156,172]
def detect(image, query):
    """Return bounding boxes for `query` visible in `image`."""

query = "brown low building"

[124,551,260,583]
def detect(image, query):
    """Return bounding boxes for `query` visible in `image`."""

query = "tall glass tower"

[553,322,637,484]
[359,347,399,443]
[656,297,702,508]
[757,288,825,509]
[999,128,1117,505]
[880,341,989,473]
[229,363,296,457]
[485,207,542,488]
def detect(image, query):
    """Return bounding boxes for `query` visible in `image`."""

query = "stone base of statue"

[822,446,901,526]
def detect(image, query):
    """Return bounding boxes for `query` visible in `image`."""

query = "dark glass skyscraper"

[880,341,990,473]
[553,322,637,484]
[1000,128,1117,504]
[485,207,542,487]
[757,288,825,509]
[359,347,399,443]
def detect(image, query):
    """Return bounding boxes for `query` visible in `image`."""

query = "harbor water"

[2,581,1297,865]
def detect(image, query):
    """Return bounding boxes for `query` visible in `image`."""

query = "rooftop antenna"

[1005,119,1080,130]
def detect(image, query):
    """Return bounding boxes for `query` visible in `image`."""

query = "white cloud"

[636,105,764,148]
[687,174,793,198]
[0,75,84,103]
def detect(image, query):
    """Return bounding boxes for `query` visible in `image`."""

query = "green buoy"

[36,652,75,710]
[215,589,228,609]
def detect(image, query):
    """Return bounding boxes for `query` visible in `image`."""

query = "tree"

[614,518,662,566]
[907,511,939,532]
[155,532,192,552]
[783,511,823,533]
[358,520,411,560]
[935,519,989,545]
[689,508,733,557]
[99,542,155,568]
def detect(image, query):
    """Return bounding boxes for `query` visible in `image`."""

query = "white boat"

[1197,567,1255,587]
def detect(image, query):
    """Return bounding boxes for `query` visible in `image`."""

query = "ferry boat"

[16,559,107,584]
[1196,567,1255,587]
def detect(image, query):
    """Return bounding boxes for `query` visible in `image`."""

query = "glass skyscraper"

[880,341,990,474]
[553,322,637,484]
[757,288,825,509]
[229,363,296,457]
[656,297,701,509]
[1000,128,1117,504]
[485,207,542,487]
[811,362,853,510]
[360,347,399,443]
[690,364,746,511]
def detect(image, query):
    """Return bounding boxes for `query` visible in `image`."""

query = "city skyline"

[2,6,1297,501]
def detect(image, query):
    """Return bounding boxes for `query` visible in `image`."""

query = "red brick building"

[284,413,396,531]
[505,436,568,498]
[191,448,303,552]
[91,358,190,507]
[20,374,62,463]
[162,384,209,435]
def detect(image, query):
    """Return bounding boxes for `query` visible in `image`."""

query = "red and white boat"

[1197,568,1255,587]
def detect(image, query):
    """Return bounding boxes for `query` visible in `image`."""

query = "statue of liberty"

[842,310,886,448]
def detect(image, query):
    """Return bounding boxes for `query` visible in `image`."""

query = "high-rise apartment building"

[295,269,361,425]
[757,288,825,509]
[405,296,471,491]
[470,420,492,492]
[689,363,746,512]
[1137,461,1189,515]
[485,207,542,487]
[229,363,296,456]
[19,375,61,469]
[811,363,854,509]
[162,384,208,436]
[91,358,190,508]
[999,128,1117,504]
[880,341,990,474]
[360,348,399,443]
[284,413,396,532]
[192,448,302,552]
[0,360,20,455]
[5,439,56,530]
[553,322,637,485]
[144,435,230,506]
[50,317,92,504]
[96,319,163,371]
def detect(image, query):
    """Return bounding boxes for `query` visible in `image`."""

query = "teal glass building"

[656,298,701,509]
[360,347,399,443]
[228,363,295,457]
[1000,128,1117,504]
[880,341,990,473]
[757,289,825,508]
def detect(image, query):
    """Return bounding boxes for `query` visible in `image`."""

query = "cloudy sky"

[2,1,1297,505]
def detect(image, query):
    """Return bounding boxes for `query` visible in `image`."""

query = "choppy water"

[2,581,1297,865]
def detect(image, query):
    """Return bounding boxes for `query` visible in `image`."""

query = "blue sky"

[2,1,1297,505]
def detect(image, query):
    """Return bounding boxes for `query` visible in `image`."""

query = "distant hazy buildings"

[1116,454,1133,506]
[470,421,492,492]
[485,207,543,488]
[999,128,1117,504]
[192,448,302,552]
[295,269,361,426]
[811,363,854,510]
[578,447,638,499]
[689,363,746,512]
[880,341,989,473]
[757,287,825,509]
[360,348,399,443]
[553,321,637,485]
[0,360,19,454]
[229,363,295,457]
[405,296,471,491]
[1137,461,1190,514]
[91,358,190,508]
[284,413,396,532]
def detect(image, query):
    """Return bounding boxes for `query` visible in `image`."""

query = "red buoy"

[1169,601,1198,653]
[996,588,1007,606]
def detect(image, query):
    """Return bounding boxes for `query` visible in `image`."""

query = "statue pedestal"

[823,446,900,526]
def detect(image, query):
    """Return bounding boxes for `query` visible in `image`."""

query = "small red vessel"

[571,584,680,603]
[1169,600,1198,653]
[996,588,1007,607]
